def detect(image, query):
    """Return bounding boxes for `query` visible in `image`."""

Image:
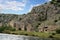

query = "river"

[0,33,60,40]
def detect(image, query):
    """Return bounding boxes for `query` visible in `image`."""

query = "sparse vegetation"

[56,29,60,34]
[0,25,16,33]
[54,20,58,23]
[48,35,54,38]
[52,33,56,35]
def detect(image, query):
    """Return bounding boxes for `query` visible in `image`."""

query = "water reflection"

[0,33,60,40]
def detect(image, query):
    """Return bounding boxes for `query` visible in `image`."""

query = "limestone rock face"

[0,1,60,32]
[0,23,2,27]
[38,25,59,32]
[9,20,15,27]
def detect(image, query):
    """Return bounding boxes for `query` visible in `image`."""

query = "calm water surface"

[0,33,60,40]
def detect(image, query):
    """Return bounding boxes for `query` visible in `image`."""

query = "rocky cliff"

[0,0,60,32]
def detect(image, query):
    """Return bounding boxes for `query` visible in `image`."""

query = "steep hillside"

[0,14,18,23]
[0,0,60,32]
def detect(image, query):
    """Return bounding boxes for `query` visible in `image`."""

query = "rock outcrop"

[0,0,60,32]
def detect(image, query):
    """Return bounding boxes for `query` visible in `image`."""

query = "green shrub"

[45,2,47,4]
[19,18,22,20]
[56,29,60,34]
[50,1,52,4]
[10,27,16,31]
[59,17,60,20]
[52,33,56,35]
[2,30,11,34]
[54,20,58,23]
[48,35,54,38]
[51,0,60,6]
[0,25,16,33]
[24,34,28,36]
[4,26,16,31]
[0,26,6,33]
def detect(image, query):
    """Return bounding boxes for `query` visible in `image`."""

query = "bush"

[2,30,11,34]
[50,1,54,4]
[0,25,16,33]
[19,18,22,20]
[59,17,60,20]
[0,26,6,33]
[56,29,60,34]
[5,25,16,31]
[45,3,47,4]
[52,33,56,35]
[24,34,28,36]
[54,20,58,23]
[48,35,54,38]
[10,28,16,31]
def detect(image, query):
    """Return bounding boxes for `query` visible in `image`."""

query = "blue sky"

[0,0,51,14]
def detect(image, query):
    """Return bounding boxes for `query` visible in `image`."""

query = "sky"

[0,0,51,14]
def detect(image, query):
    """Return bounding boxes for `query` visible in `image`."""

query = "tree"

[0,25,16,33]
[56,29,60,34]
[0,26,6,33]
[51,0,60,4]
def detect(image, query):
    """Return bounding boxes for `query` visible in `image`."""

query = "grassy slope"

[3,30,60,39]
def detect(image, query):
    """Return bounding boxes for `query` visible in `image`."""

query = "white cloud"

[45,0,51,2]
[28,4,41,12]
[28,5,33,12]
[49,0,51,1]
[33,4,41,7]
[0,0,27,11]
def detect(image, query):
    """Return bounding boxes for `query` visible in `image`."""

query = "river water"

[0,33,60,40]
